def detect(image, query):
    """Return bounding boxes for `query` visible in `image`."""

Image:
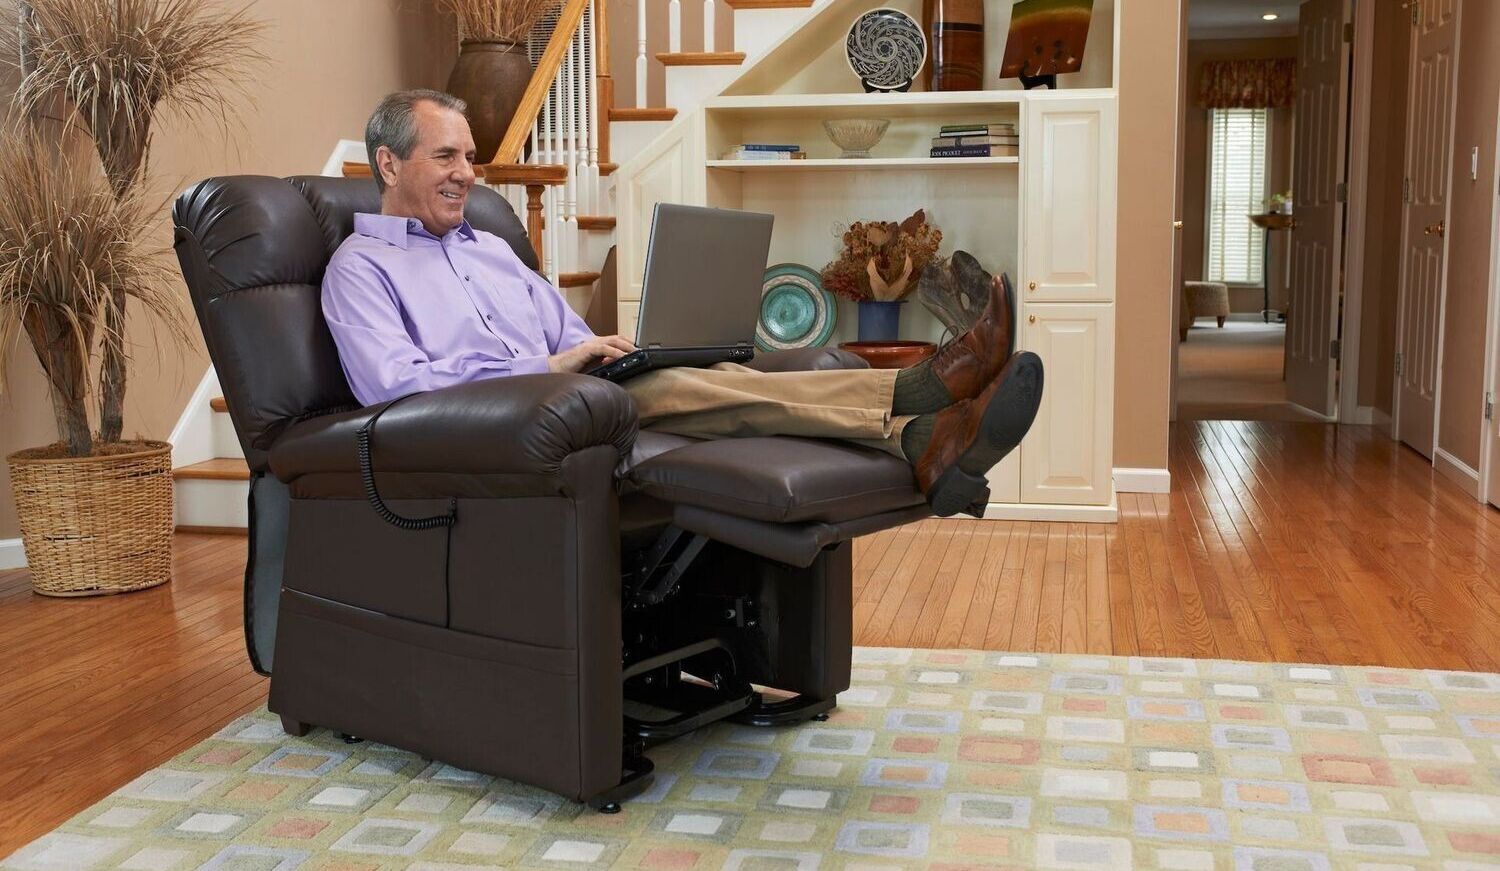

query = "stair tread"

[174,458,249,481]
[210,396,227,413]
[610,107,677,122]
[578,215,616,230]
[725,0,814,7]
[558,271,601,288]
[657,51,746,66]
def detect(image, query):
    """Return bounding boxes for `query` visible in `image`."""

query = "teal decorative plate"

[756,263,837,351]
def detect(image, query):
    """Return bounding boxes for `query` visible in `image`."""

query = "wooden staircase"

[175,0,820,532]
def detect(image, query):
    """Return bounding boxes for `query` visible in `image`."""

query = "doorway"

[1175,0,1333,423]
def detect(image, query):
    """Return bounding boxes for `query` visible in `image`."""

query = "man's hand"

[547,334,638,373]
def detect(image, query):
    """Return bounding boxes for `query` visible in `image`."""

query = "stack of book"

[721,143,808,161]
[929,123,1019,159]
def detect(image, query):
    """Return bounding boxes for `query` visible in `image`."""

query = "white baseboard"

[0,537,25,570]
[1349,405,1376,425]
[980,498,1119,523]
[1114,468,1171,494]
[1435,447,1482,499]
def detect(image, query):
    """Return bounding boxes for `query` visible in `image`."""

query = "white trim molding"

[0,538,25,571]
[1114,468,1171,494]
[982,499,1119,524]
[1435,447,1481,499]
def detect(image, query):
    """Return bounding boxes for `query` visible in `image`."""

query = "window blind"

[1206,108,1269,285]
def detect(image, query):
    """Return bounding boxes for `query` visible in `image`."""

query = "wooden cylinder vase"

[446,40,534,163]
[923,0,985,91]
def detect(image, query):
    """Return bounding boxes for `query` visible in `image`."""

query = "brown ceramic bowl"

[838,340,937,369]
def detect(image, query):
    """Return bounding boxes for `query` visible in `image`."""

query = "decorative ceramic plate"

[845,7,927,93]
[756,263,837,352]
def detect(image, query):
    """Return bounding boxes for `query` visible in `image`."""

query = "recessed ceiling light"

[1262,12,1279,20]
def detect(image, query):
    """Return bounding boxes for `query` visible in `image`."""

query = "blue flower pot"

[857,300,904,341]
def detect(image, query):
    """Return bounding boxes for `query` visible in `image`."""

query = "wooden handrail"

[493,0,590,165]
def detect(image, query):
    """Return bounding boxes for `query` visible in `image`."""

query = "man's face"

[377,101,478,236]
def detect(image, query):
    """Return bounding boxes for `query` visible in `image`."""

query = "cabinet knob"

[1028,315,1036,324]
[1028,281,1037,292]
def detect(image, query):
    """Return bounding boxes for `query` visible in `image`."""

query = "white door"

[1022,95,1117,304]
[1395,0,1460,459]
[1020,303,1115,505]
[1285,0,1351,416]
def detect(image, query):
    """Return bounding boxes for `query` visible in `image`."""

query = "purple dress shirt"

[321,212,596,405]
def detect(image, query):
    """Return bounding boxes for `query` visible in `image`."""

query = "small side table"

[1249,212,1296,323]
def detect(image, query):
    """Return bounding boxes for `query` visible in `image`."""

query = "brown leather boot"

[912,351,1043,517]
[924,272,1015,403]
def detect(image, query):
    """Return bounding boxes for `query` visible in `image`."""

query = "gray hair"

[365,89,468,193]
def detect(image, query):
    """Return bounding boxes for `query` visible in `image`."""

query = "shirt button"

[465,275,472,281]
[486,315,493,321]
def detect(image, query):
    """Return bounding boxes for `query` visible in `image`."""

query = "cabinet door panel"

[1021,303,1115,505]
[985,450,1021,504]
[1023,96,1117,303]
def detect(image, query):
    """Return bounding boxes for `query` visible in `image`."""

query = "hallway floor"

[3,421,1500,854]
[1177,316,1327,422]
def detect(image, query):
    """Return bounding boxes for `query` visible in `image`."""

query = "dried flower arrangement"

[435,0,564,43]
[820,209,944,302]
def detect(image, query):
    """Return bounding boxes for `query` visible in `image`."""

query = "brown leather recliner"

[171,176,937,811]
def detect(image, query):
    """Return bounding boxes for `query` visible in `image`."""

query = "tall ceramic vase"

[446,40,534,164]
[923,0,985,91]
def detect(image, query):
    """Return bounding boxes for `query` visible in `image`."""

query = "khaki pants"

[624,362,914,458]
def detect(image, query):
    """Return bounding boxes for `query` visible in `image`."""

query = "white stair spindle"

[581,4,598,216]
[669,0,681,53]
[587,1,601,216]
[636,0,647,107]
[703,0,714,52]
[564,42,578,273]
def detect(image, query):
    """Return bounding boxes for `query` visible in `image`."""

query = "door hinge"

[1487,392,1495,421]
[1343,22,1354,42]
[1403,177,1412,203]
[1330,338,1341,360]
[1336,181,1348,203]
[1395,350,1404,376]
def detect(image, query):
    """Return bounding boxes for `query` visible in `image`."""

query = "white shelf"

[706,91,1025,120]
[707,156,1019,172]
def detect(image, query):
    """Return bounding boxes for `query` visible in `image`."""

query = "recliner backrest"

[172,175,535,472]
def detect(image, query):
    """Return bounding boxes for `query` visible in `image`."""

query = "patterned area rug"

[8,648,1500,870]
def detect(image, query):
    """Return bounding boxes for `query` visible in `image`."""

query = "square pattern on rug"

[7,649,1500,869]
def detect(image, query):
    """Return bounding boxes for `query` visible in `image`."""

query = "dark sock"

[892,360,953,415]
[899,413,936,462]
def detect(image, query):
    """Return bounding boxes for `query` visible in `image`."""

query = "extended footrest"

[626,680,754,743]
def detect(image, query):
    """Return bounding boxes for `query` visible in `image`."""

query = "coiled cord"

[355,399,456,531]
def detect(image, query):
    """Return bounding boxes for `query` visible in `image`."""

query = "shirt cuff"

[508,354,551,376]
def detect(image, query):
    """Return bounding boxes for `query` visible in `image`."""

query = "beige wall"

[0,0,457,540]
[1436,0,1500,471]
[1356,0,1409,416]
[1114,0,1181,470]
[1181,38,1297,314]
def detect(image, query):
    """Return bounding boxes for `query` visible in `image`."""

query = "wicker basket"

[6,441,174,597]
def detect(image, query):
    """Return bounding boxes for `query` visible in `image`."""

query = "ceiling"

[1188,0,1302,40]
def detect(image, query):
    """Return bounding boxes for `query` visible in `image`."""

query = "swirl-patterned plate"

[845,7,927,92]
[756,263,837,352]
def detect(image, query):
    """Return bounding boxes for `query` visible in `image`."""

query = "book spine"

[929,145,1011,158]
[738,144,802,152]
[931,135,1020,147]
[938,125,1017,136]
[725,151,794,160]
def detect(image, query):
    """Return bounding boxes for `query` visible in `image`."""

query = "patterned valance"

[1198,58,1296,109]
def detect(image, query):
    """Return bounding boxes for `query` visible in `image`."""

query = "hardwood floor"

[3,420,1499,855]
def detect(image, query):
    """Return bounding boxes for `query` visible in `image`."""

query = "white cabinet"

[1022,95,1117,304]
[1019,303,1115,505]
[617,114,705,303]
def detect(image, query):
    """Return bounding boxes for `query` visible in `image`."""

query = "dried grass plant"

[436,0,565,43]
[2,0,263,444]
[0,127,184,458]
[821,210,944,302]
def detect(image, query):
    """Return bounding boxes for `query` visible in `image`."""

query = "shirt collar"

[353,213,476,249]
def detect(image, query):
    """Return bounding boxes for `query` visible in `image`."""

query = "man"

[322,90,1043,517]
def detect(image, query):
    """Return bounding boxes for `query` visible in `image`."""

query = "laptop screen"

[635,204,774,348]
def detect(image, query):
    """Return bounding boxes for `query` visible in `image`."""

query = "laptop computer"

[587,203,773,382]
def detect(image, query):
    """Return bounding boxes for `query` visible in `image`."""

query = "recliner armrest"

[743,347,868,373]
[269,374,637,482]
